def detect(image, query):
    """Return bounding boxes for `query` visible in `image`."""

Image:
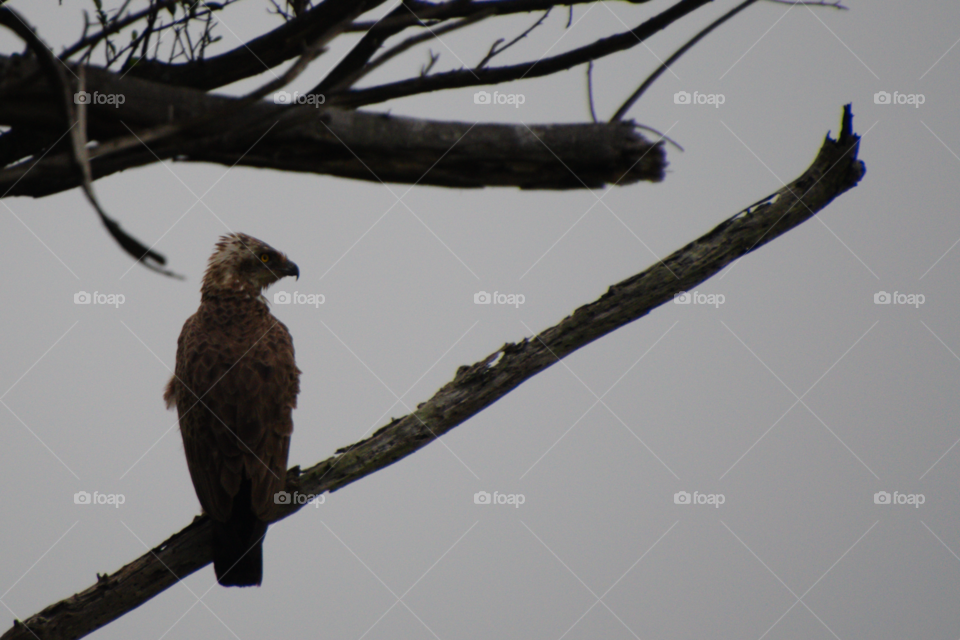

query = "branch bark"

[0,55,665,195]
[1,105,865,640]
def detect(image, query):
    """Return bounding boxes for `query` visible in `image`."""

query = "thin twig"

[610,0,759,121]
[634,124,683,152]
[421,49,440,76]
[350,12,492,90]
[61,0,181,60]
[477,9,550,69]
[586,60,597,123]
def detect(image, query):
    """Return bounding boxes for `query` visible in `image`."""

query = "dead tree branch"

[0,105,865,640]
[328,0,712,107]
[0,55,666,195]
[0,6,178,275]
[476,8,550,69]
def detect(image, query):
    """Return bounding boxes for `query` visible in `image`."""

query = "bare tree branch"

[0,6,178,275]
[0,105,865,640]
[123,0,387,89]
[476,8,550,69]
[612,0,759,121]
[586,59,598,123]
[0,55,665,195]
[326,0,712,107]
[349,11,493,90]
[344,0,654,33]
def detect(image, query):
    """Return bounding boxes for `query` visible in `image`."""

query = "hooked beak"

[282,260,299,281]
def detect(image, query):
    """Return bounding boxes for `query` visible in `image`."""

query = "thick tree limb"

[1,105,865,640]
[0,55,665,195]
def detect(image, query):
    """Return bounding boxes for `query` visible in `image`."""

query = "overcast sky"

[2,1,959,639]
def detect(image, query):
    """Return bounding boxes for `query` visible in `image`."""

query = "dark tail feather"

[212,479,269,587]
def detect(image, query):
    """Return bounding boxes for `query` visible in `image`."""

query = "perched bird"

[165,233,300,587]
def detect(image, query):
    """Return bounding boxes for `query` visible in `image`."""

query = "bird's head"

[201,233,299,296]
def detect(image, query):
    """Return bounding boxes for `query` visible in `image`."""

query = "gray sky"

[2,1,959,638]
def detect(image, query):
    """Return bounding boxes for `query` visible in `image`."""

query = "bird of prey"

[165,233,301,587]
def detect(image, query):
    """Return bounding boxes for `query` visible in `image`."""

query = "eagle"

[165,233,301,587]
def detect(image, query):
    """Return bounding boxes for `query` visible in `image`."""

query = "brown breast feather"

[168,293,300,523]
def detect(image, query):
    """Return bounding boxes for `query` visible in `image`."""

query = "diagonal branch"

[476,8,551,69]
[311,2,422,96]
[345,10,494,90]
[345,0,655,33]
[0,104,864,640]
[110,0,660,90]
[327,0,712,107]
[612,0,759,121]
[123,0,388,89]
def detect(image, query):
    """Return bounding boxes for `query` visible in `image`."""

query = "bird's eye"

[260,253,270,263]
